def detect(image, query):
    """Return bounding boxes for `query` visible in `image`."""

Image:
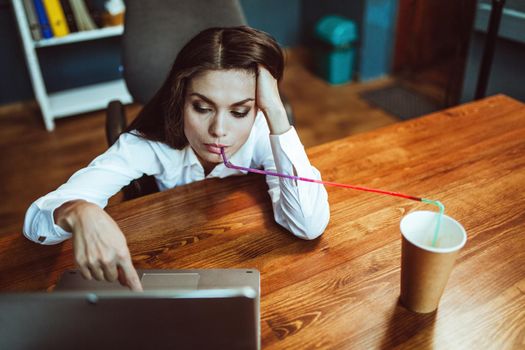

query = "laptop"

[0,269,260,350]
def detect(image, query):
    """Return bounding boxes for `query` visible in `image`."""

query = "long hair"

[125,26,284,149]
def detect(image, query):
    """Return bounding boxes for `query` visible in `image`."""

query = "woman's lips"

[204,144,226,155]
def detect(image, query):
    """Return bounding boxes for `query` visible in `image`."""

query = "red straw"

[220,148,422,202]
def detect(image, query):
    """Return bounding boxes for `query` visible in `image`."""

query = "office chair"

[106,0,294,200]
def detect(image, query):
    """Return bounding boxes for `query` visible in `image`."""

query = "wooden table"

[1,95,524,349]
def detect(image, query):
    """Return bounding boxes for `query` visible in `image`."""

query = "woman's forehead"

[187,69,256,104]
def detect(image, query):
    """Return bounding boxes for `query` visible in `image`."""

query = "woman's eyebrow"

[231,98,255,107]
[190,93,254,107]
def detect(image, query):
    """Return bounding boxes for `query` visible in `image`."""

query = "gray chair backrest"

[122,0,247,104]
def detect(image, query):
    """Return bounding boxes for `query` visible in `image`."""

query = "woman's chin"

[202,152,223,163]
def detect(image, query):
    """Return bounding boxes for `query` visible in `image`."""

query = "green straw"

[421,199,445,247]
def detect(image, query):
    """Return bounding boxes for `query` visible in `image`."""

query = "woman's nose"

[209,113,227,138]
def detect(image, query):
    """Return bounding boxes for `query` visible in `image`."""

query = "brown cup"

[400,210,467,313]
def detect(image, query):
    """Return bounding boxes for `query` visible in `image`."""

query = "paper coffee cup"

[400,210,467,313]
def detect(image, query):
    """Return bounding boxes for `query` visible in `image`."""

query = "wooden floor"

[0,48,399,236]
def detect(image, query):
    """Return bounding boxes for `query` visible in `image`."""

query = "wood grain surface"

[1,95,524,349]
[0,48,398,238]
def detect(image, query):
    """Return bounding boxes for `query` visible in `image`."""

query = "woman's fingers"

[101,262,119,282]
[118,258,143,292]
[74,230,119,284]
[84,236,111,282]
[117,265,127,286]
[77,262,93,281]
[73,229,93,280]
[87,263,105,281]
[67,202,141,291]
[86,247,126,284]
[75,240,142,291]
[102,262,119,282]
[255,64,287,124]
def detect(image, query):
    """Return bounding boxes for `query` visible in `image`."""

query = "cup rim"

[400,210,467,254]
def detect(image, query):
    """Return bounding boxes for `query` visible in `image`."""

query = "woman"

[23,26,330,291]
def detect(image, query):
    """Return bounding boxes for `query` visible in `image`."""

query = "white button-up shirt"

[23,113,330,244]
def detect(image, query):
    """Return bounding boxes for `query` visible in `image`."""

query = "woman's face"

[184,69,257,173]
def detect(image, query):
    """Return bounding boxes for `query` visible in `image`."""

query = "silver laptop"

[0,269,260,350]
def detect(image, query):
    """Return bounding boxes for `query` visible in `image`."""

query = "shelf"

[49,79,132,118]
[34,25,124,48]
[11,0,128,130]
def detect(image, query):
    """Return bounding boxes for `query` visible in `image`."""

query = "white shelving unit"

[11,0,132,131]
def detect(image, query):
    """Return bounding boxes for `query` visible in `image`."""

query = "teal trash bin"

[314,15,357,85]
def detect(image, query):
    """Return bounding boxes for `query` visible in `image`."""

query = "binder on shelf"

[22,0,42,40]
[59,0,78,33]
[43,0,70,37]
[84,0,105,28]
[69,0,97,31]
[32,0,53,39]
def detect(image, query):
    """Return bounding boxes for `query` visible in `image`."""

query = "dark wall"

[0,0,396,105]
[0,0,33,102]
[241,0,301,47]
[0,0,123,103]
[38,38,122,93]
[461,33,525,103]
[0,0,303,105]
[461,0,525,102]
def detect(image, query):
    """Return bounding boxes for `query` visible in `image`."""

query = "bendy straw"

[220,147,444,246]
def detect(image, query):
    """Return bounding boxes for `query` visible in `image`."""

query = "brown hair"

[126,26,284,149]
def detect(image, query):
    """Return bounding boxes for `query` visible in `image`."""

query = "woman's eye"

[193,104,211,114]
[231,110,249,118]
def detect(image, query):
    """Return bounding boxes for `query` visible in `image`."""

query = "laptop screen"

[0,288,258,350]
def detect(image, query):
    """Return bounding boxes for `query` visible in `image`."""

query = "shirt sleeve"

[23,132,163,245]
[258,126,330,240]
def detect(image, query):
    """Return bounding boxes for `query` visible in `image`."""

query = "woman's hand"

[256,65,290,135]
[54,200,143,291]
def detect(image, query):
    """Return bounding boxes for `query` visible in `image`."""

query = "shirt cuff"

[24,198,73,245]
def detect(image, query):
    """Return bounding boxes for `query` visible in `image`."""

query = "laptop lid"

[0,288,258,350]
[55,268,260,293]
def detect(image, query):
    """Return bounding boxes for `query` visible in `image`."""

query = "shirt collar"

[182,145,202,167]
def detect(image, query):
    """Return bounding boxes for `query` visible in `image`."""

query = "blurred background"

[0,0,524,232]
